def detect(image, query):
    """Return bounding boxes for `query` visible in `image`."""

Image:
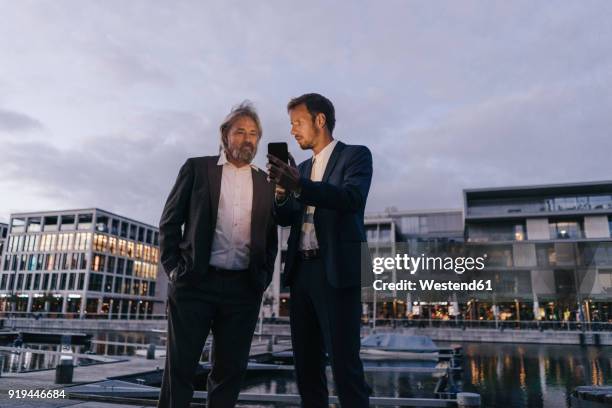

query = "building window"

[598,269,612,293]
[27,217,42,232]
[71,253,79,270]
[77,273,85,290]
[120,222,128,238]
[88,273,103,292]
[117,258,125,274]
[124,278,132,294]
[549,220,582,239]
[106,256,116,273]
[132,279,140,295]
[104,275,113,292]
[111,219,120,236]
[11,217,25,233]
[95,215,109,233]
[114,277,123,293]
[50,274,58,290]
[68,273,76,290]
[92,254,105,272]
[129,225,137,240]
[591,195,612,210]
[60,215,75,231]
[138,227,145,242]
[79,253,87,270]
[43,216,58,232]
[85,298,98,314]
[78,214,93,231]
[146,229,152,244]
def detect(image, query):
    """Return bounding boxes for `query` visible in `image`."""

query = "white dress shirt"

[299,139,338,250]
[209,151,256,270]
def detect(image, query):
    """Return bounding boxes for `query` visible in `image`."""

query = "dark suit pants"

[290,257,370,408]
[158,268,261,408]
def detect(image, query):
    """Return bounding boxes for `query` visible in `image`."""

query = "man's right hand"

[275,185,287,202]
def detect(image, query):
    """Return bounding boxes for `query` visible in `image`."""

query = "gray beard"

[228,144,256,164]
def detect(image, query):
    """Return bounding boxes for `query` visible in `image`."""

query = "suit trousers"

[289,257,370,408]
[157,268,261,408]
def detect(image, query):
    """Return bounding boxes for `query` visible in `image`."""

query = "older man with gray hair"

[158,101,278,408]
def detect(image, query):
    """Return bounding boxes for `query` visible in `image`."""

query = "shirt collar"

[218,150,260,171]
[312,139,338,163]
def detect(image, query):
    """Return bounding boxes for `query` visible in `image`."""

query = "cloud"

[1,1,612,223]
[0,109,43,132]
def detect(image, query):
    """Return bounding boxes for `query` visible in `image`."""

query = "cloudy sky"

[1,1,611,225]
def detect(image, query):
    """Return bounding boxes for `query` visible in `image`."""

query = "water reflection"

[0,344,96,373]
[455,342,611,408]
[239,343,610,408]
[3,329,610,408]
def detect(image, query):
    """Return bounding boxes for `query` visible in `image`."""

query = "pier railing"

[0,311,167,320]
[365,318,612,332]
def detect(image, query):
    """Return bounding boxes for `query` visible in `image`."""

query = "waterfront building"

[363,209,464,320]
[0,209,161,319]
[272,209,464,318]
[272,181,612,324]
[464,181,612,323]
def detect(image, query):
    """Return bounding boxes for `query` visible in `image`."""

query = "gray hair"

[220,100,262,149]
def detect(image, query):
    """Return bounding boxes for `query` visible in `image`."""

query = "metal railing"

[364,318,612,332]
[0,311,167,320]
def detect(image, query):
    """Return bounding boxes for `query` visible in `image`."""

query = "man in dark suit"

[158,102,277,408]
[268,93,372,407]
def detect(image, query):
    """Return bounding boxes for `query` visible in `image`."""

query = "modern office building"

[272,209,464,317]
[464,181,612,322]
[363,209,464,320]
[0,209,162,319]
[0,223,8,258]
[272,181,612,324]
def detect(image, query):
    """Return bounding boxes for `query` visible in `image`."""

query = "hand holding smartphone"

[268,142,289,200]
[267,142,288,163]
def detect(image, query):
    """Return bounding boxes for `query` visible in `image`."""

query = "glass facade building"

[464,181,612,323]
[362,210,465,321]
[0,209,161,319]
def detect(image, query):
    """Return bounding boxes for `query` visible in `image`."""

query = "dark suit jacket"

[275,141,373,288]
[159,156,278,294]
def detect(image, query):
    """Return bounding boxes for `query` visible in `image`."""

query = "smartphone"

[268,142,289,163]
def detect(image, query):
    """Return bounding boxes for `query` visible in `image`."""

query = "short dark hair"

[287,93,335,134]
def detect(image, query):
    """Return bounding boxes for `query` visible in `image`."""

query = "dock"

[1,338,480,407]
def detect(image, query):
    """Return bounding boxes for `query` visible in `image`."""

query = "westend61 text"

[373,279,493,292]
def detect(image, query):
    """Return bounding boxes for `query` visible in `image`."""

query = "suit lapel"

[322,141,344,183]
[208,157,222,234]
[301,158,313,179]
[250,168,265,249]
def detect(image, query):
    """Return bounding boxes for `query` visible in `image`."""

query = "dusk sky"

[1,1,611,225]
